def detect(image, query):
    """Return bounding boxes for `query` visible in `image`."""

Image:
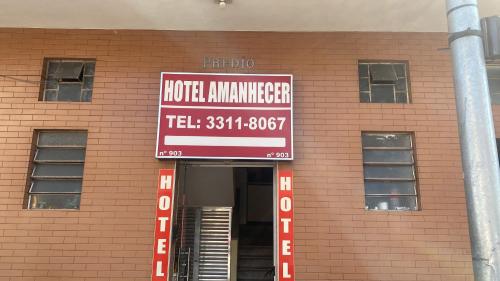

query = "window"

[27,131,87,209]
[362,133,418,211]
[41,59,95,102]
[359,61,410,103]
[488,65,500,104]
[497,139,500,163]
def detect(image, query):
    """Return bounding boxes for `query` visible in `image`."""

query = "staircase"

[237,223,274,281]
[237,245,274,281]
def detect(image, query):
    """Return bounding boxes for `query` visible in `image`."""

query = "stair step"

[238,266,274,271]
[237,270,274,279]
[238,256,273,267]
[239,251,273,255]
[238,246,273,256]
[238,278,274,281]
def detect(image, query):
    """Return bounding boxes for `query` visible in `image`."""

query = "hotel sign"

[156,72,293,160]
[152,169,175,281]
[277,169,295,281]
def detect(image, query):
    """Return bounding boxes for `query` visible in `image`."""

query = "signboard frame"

[155,72,294,160]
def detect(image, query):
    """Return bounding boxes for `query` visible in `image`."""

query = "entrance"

[171,162,275,281]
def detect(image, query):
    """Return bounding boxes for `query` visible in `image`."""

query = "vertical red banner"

[152,169,176,281]
[277,169,295,281]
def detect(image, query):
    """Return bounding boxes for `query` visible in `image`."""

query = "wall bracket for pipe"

[448,28,483,45]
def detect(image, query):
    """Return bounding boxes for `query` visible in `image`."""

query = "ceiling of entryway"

[0,0,499,32]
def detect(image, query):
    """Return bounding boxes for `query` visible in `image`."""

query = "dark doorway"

[235,167,274,281]
[172,164,274,281]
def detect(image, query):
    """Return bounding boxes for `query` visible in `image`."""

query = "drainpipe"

[446,0,500,280]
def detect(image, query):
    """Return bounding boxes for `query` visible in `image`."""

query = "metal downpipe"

[446,0,500,280]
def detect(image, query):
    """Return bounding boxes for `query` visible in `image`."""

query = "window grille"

[362,132,418,211]
[359,61,410,103]
[488,65,500,104]
[28,131,87,209]
[41,59,95,102]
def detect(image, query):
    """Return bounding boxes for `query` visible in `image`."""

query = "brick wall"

[0,29,473,281]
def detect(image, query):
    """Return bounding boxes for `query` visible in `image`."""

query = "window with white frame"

[362,132,418,211]
[27,131,87,209]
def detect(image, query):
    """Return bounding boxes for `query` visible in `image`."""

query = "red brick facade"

[0,29,476,280]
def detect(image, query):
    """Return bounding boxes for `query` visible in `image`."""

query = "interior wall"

[184,166,234,207]
[247,184,273,222]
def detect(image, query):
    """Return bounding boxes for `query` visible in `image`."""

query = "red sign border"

[277,168,295,281]
[155,72,294,160]
[151,169,176,281]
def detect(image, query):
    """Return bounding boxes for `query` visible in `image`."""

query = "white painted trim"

[164,135,286,147]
